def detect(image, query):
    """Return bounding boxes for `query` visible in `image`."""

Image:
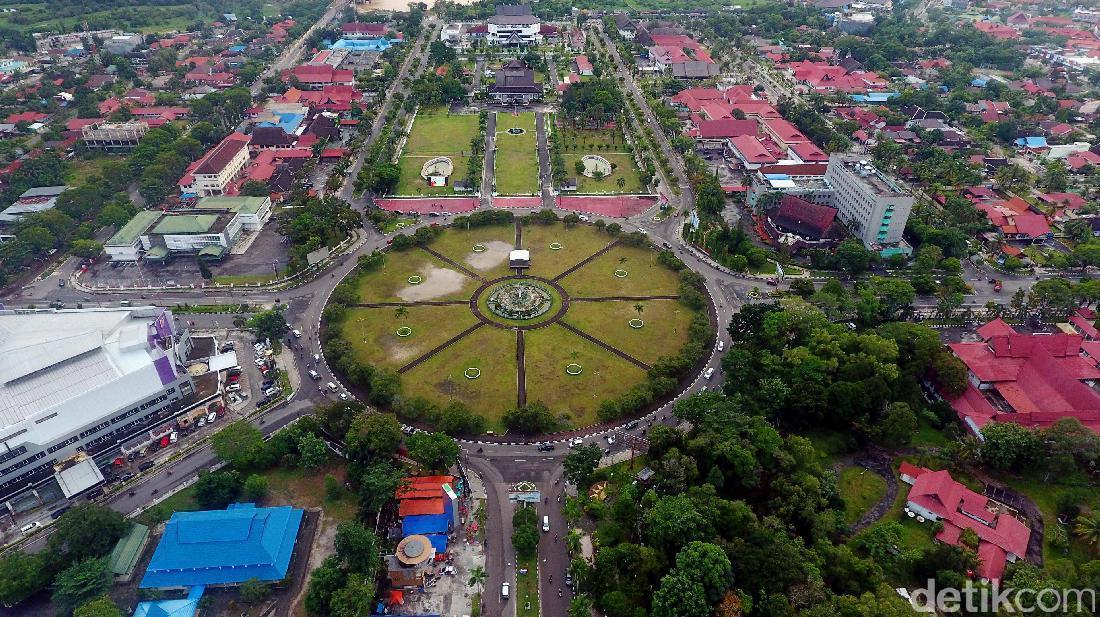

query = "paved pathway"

[558,322,650,370]
[535,112,553,209]
[398,322,485,374]
[421,246,485,281]
[551,240,619,282]
[483,112,498,208]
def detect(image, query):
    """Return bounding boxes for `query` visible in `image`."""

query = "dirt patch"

[383,336,420,364]
[397,266,468,301]
[464,240,512,271]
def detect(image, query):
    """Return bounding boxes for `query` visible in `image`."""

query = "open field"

[557,127,629,150]
[394,108,481,195]
[426,223,516,280]
[558,244,681,297]
[520,223,614,280]
[344,305,481,369]
[495,112,539,195]
[355,250,479,303]
[563,299,692,365]
[401,325,518,428]
[395,155,471,196]
[0,1,296,34]
[562,153,645,194]
[522,324,646,427]
[838,466,888,526]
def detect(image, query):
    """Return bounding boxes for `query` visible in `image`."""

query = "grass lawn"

[65,156,118,185]
[394,155,471,196]
[850,464,936,583]
[557,127,628,150]
[261,463,358,522]
[136,485,198,527]
[520,223,614,280]
[1002,475,1096,568]
[838,465,888,526]
[426,223,516,279]
[404,108,481,155]
[344,305,481,370]
[563,299,694,365]
[558,244,682,298]
[562,153,644,194]
[354,250,479,303]
[523,324,647,428]
[401,325,518,430]
[516,556,540,617]
[803,429,858,466]
[378,216,416,234]
[495,112,540,195]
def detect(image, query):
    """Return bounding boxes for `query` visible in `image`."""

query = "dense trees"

[561,79,625,129]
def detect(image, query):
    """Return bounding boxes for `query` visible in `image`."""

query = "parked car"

[20,521,42,533]
[51,506,70,520]
[717,340,725,352]
[567,437,583,448]
[207,412,217,423]
[605,434,616,445]
[138,461,155,472]
[625,420,639,430]
[197,418,206,427]
[119,472,134,482]
[169,432,178,444]
[703,368,715,380]
[537,443,555,451]
[264,386,281,397]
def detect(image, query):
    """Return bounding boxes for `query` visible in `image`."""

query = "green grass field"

[523,324,647,427]
[343,305,481,370]
[563,299,693,365]
[338,222,703,433]
[557,127,629,150]
[401,325,519,428]
[520,223,614,280]
[394,108,481,196]
[395,155,471,196]
[495,112,540,195]
[404,109,481,154]
[558,244,682,297]
[563,153,645,194]
[838,466,888,526]
[355,251,479,303]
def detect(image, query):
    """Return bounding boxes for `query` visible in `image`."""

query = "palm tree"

[633,303,644,316]
[468,565,487,594]
[1075,514,1100,550]
[616,177,626,191]
[394,306,409,321]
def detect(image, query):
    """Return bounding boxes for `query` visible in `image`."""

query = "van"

[20,521,42,534]
[308,370,320,380]
[542,516,550,532]
[327,382,339,393]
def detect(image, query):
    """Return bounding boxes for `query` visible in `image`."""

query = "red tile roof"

[904,466,1030,581]
[729,135,778,164]
[772,194,836,237]
[690,118,758,139]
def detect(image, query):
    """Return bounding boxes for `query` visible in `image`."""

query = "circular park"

[323,218,714,434]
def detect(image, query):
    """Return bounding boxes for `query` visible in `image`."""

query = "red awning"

[389,590,404,605]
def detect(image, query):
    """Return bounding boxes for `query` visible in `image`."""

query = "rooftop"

[0,307,180,440]
[106,210,160,247]
[828,153,909,197]
[194,196,269,215]
[140,503,304,588]
[151,214,220,235]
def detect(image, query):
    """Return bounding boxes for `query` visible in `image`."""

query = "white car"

[264,386,280,397]
[605,434,616,445]
[197,417,206,427]
[207,412,217,423]
[292,329,302,338]
[226,383,241,392]
[717,340,725,352]
[501,582,510,599]
[703,368,715,380]
[169,431,178,443]
[568,437,583,448]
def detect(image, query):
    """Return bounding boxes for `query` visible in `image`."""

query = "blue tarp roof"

[1015,136,1048,148]
[140,504,304,588]
[331,37,401,51]
[426,534,448,553]
[402,513,449,536]
[763,174,791,180]
[850,92,899,103]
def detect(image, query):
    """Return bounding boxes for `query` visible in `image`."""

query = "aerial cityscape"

[0,0,1099,615]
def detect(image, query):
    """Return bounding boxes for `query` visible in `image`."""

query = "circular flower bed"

[395,326,413,337]
[486,281,554,321]
[472,243,487,253]
[614,269,629,278]
[506,127,526,135]
[628,318,644,329]
[549,242,563,251]
[464,367,481,379]
[565,363,583,375]
[407,275,423,284]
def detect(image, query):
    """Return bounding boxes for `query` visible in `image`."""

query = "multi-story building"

[487,59,543,105]
[178,133,251,196]
[81,121,149,152]
[0,307,194,502]
[104,196,272,262]
[824,154,913,256]
[487,5,541,46]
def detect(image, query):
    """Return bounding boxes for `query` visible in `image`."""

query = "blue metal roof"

[133,587,204,617]
[140,504,303,588]
[402,513,450,536]
[426,533,448,553]
[1015,136,1048,148]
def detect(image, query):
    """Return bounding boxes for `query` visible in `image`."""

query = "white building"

[824,154,913,256]
[104,196,272,262]
[178,133,251,196]
[104,33,144,55]
[0,307,194,502]
[487,5,541,46]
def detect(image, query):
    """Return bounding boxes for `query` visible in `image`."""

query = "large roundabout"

[324,218,714,434]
